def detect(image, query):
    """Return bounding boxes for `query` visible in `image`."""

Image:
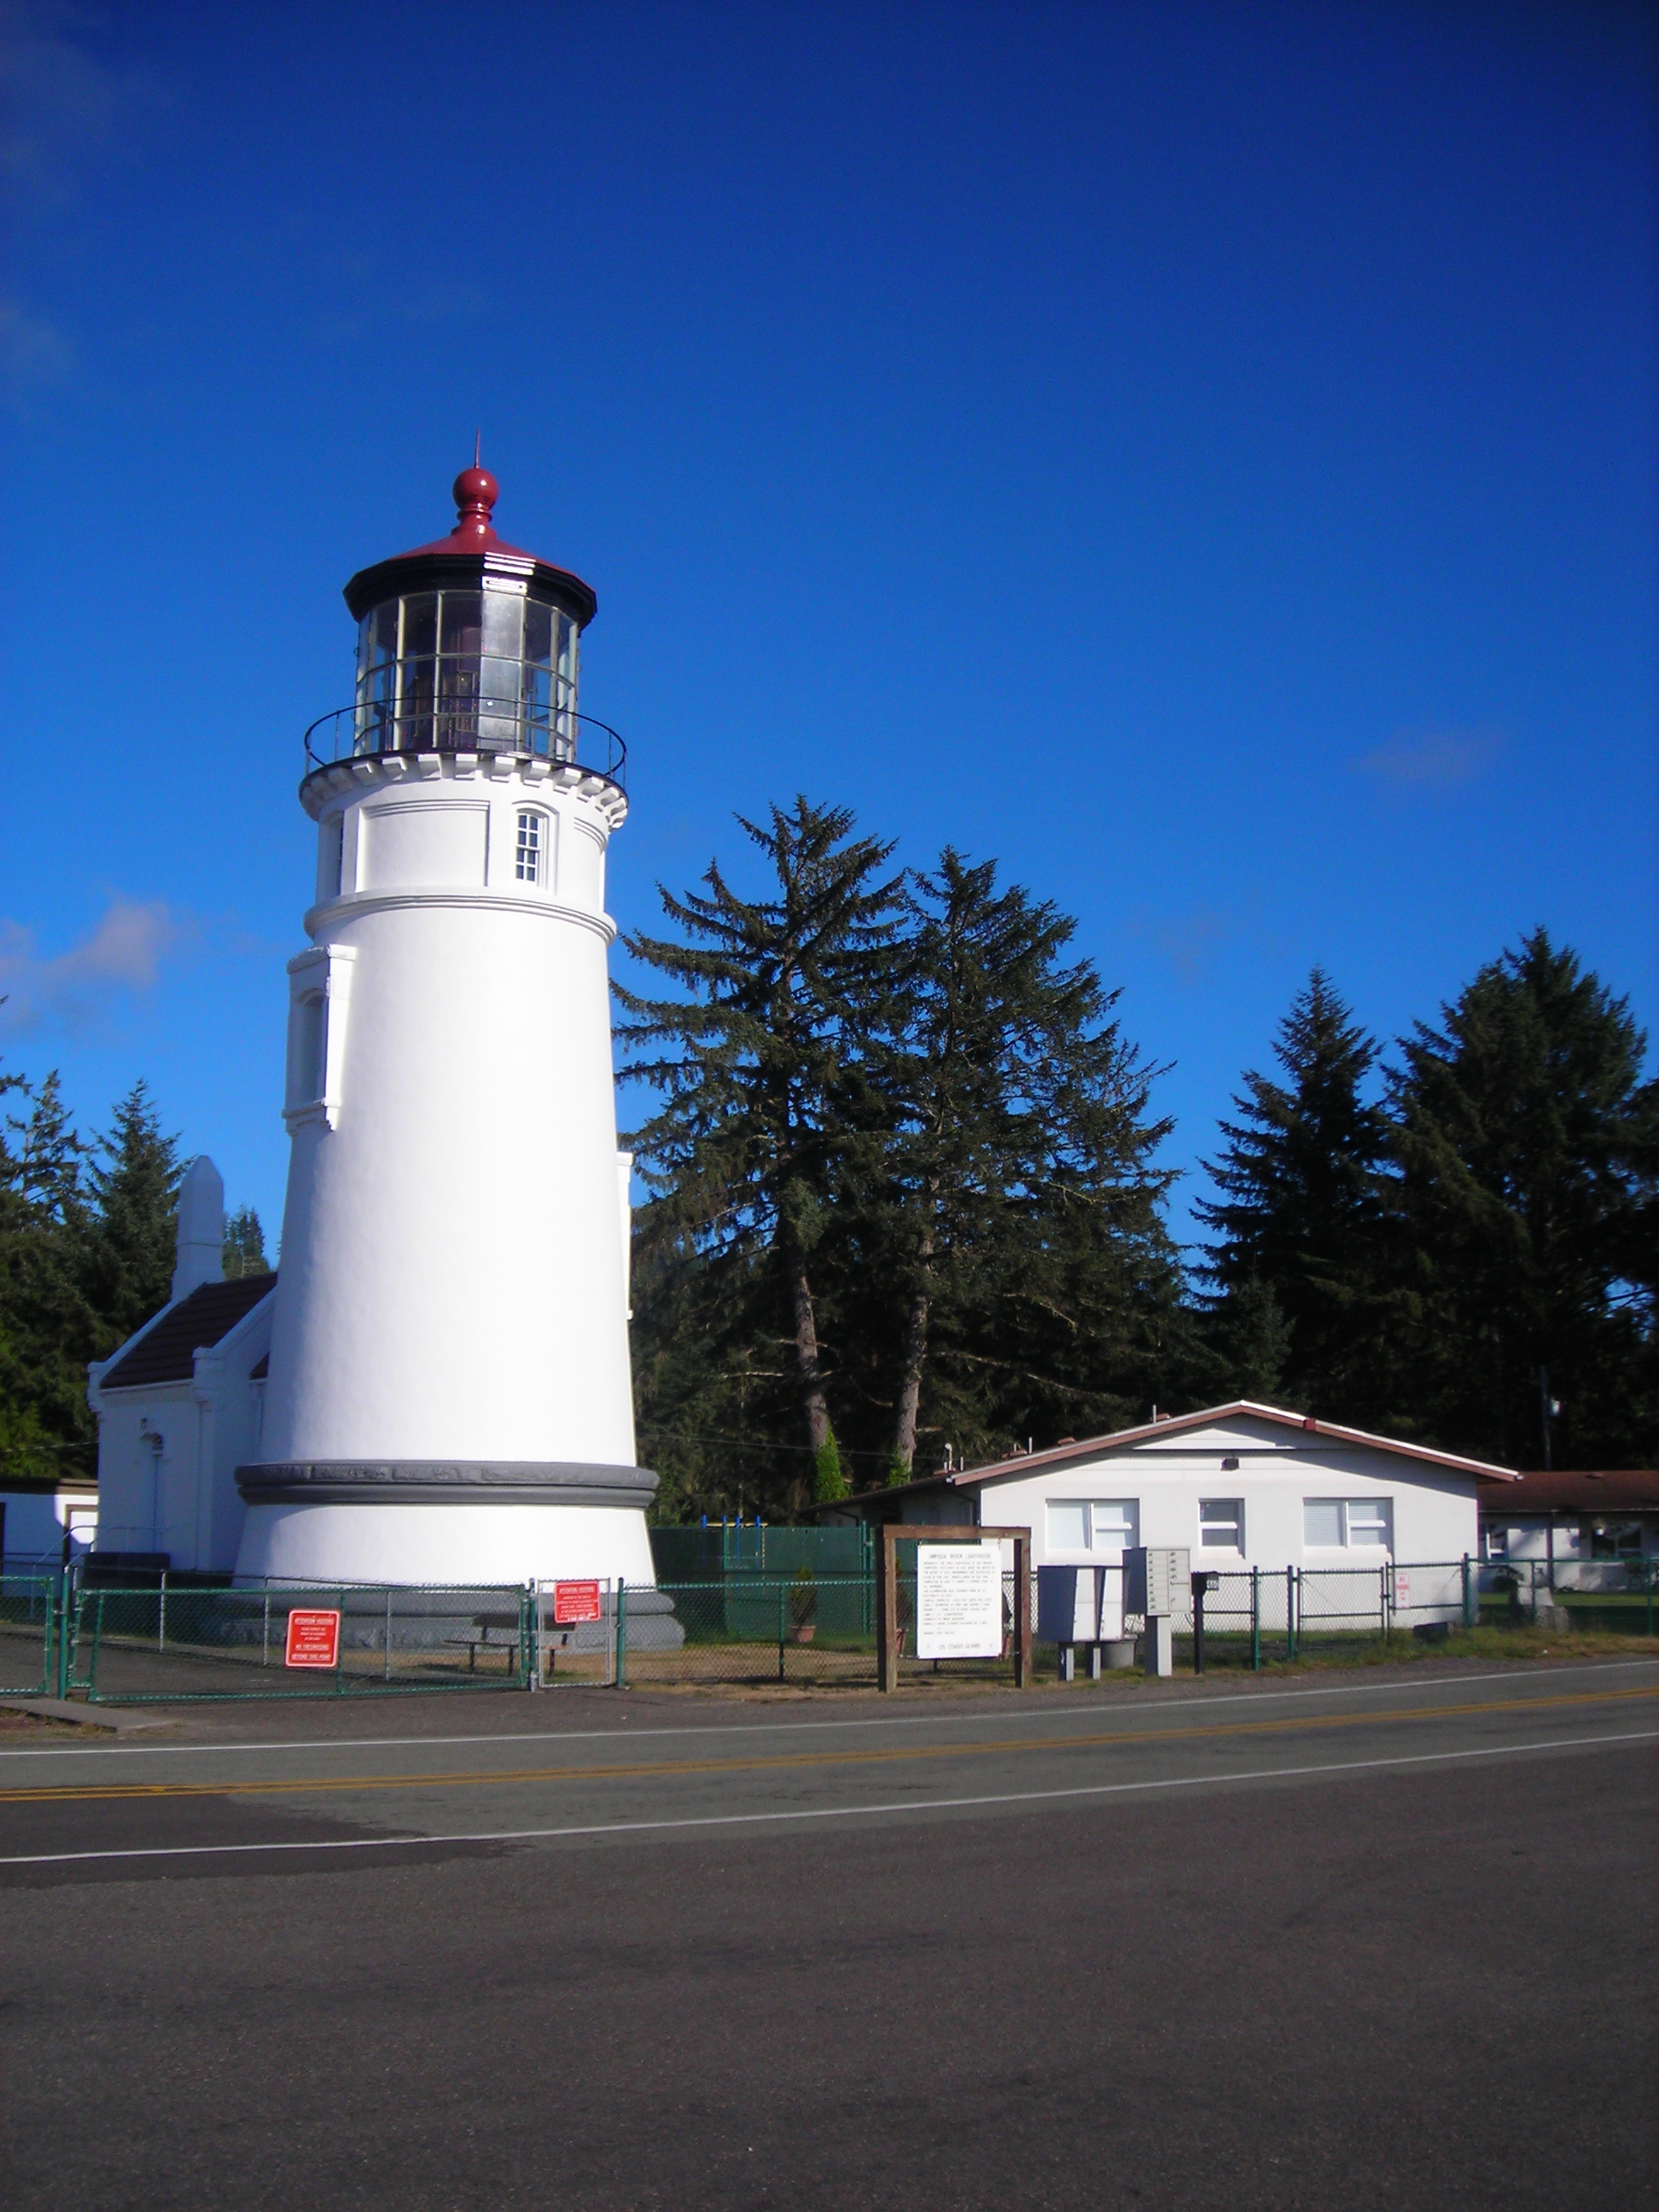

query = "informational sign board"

[915,1543,1004,1660]
[552,1580,602,1625]
[284,1608,341,1668]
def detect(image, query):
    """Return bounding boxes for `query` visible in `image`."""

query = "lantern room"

[306,464,618,777]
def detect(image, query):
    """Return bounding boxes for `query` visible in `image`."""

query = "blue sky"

[3,0,1654,1254]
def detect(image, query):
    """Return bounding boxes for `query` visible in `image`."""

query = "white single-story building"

[1476,1468,1659,1590]
[0,1476,99,1569]
[818,1402,1517,1628]
[86,1157,276,1576]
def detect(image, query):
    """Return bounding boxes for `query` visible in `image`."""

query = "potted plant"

[788,1566,818,1644]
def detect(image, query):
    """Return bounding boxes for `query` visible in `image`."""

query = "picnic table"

[445,1610,521,1673]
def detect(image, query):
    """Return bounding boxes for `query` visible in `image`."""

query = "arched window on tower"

[515,809,547,886]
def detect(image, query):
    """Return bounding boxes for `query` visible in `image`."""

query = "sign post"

[878,1524,1031,1692]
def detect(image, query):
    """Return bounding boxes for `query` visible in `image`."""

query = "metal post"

[1013,1534,1033,1689]
[158,1569,167,1654]
[777,1582,786,1685]
[1251,1565,1260,1672]
[615,1580,628,1689]
[1287,1566,1297,1662]
[1192,1580,1206,1674]
[386,1586,394,1683]
[262,1589,271,1667]
[1460,1554,1470,1632]
[1381,1563,1390,1644]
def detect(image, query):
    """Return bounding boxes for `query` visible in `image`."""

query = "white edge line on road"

[4,1656,1656,1761]
[1,1729,1652,1868]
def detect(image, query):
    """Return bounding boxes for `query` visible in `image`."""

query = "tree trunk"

[786,1243,831,1451]
[891,1228,935,1474]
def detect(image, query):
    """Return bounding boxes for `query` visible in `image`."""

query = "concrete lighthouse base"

[231,1461,663,1592]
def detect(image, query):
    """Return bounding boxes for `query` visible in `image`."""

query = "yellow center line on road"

[3,1684,1655,1807]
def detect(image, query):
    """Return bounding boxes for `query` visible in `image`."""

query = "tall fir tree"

[877,849,1179,1473]
[618,798,905,1505]
[1388,930,1657,1467]
[1196,970,1392,1417]
[84,1081,183,1353]
[0,1066,99,1483]
[223,1205,271,1278]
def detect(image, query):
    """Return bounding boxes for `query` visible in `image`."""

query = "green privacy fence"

[649,1523,875,1582]
[62,1580,535,1703]
[0,1574,58,1697]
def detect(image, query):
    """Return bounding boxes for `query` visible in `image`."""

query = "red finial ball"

[451,464,498,541]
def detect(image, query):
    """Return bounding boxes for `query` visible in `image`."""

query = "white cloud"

[0,898,190,1033]
[1354,727,1504,789]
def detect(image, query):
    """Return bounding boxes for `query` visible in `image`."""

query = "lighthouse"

[234,466,658,1591]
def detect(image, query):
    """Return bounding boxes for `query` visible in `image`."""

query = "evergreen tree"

[619,798,905,1502]
[223,1204,271,1278]
[877,849,1180,1472]
[1388,930,1657,1466]
[1196,971,1392,1416]
[84,1081,183,1351]
[0,1066,99,1484]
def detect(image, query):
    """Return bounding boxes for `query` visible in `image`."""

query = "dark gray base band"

[236,1461,659,1509]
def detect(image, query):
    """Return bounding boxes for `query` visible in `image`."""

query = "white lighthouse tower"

[234,464,658,1591]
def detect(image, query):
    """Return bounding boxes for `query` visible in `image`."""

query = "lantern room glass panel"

[352,585,579,758]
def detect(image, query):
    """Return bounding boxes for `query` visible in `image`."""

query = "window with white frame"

[1484,1524,1509,1561]
[1304,1497,1394,1551]
[1045,1499,1139,1553]
[1199,1499,1243,1551]
[515,809,545,885]
[282,944,355,1130]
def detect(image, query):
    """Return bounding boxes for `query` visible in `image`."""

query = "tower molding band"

[236,1460,659,1507]
[300,890,619,944]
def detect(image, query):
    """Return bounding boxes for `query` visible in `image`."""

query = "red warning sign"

[284,1608,341,1668]
[552,1580,602,1625]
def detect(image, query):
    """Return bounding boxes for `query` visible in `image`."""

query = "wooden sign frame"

[877,1523,1032,1693]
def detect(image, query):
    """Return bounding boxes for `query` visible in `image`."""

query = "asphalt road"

[1,1658,1654,2211]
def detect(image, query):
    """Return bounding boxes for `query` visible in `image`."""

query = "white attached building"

[818,1402,1516,1625]
[87,1156,276,1575]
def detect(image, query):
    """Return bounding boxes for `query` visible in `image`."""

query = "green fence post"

[158,1569,167,1654]
[262,1589,271,1667]
[1460,1554,1471,1631]
[1645,1563,1653,1638]
[777,1583,786,1684]
[1287,1566,1297,1663]
[616,1581,628,1689]
[335,1587,345,1694]
[1251,1566,1260,1672]
[50,1576,63,1699]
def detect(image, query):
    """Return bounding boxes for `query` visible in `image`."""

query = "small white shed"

[820,1402,1516,1589]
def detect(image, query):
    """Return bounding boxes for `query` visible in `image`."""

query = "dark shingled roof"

[101,1274,277,1389]
[1476,1468,1659,1512]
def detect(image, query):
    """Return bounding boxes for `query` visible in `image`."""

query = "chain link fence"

[17,1553,1650,1708]
[0,1573,58,1697]
[65,1581,535,1703]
